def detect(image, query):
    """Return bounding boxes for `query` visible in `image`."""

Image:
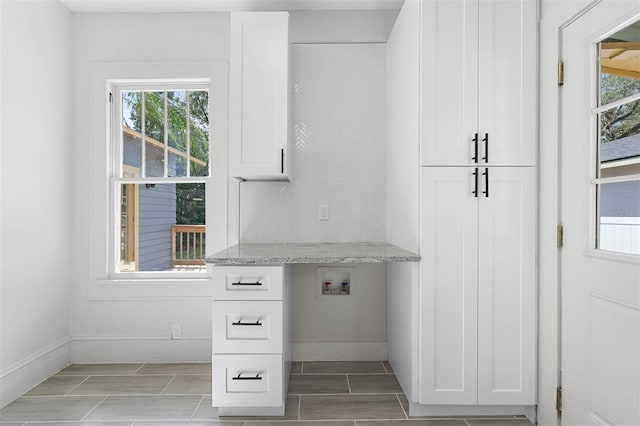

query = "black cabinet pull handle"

[482,168,489,198]
[232,319,263,326]
[472,168,478,198]
[232,281,262,286]
[281,149,284,173]
[232,373,262,381]
[472,133,479,163]
[482,133,489,163]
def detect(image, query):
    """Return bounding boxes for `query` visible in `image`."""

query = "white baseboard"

[70,335,212,363]
[292,342,387,361]
[0,337,70,408]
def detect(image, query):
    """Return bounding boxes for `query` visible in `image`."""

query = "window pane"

[168,153,188,178]
[118,182,206,272]
[123,91,142,133]
[144,91,165,177]
[189,90,210,177]
[167,91,187,177]
[122,91,142,175]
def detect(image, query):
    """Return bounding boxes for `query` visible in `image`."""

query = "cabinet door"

[421,0,537,167]
[420,167,478,404]
[477,167,536,404]
[229,12,290,180]
[421,0,479,166]
[477,0,537,166]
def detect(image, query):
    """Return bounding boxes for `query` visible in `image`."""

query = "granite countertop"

[206,242,420,264]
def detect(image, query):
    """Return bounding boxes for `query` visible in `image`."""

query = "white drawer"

[213,301,283,354]
[212,266,283,301]
[212,354,283,408]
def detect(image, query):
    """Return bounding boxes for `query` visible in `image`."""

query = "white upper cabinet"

[229,12,291,181]
[420,0,537,167]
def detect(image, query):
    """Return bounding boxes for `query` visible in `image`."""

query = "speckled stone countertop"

[206,242,420,264]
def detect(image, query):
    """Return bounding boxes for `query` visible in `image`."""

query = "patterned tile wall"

[240,44,387,243]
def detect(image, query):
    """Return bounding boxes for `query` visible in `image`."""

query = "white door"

[477,167,536,405]
[420,167,478,404]
[561,2,640,425]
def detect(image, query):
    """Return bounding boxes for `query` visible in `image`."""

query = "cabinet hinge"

[556,386,563,416]
[557,225,564,248]
[558,61,565,86]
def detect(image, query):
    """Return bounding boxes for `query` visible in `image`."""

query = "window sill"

[91,277,214,300]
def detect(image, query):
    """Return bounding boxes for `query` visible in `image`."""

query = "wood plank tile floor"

[0,362,533,425]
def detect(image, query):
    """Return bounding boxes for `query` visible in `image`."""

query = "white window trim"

[89,62,231,299]
[110,81,210,279]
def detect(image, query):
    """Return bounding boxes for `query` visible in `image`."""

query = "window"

[89,62,228,297]
[596,21,640,256]
[112,83,211,273]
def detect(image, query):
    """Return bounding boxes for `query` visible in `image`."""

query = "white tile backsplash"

[240,43,387,243]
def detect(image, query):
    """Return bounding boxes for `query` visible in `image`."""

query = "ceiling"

[59,0,404,13]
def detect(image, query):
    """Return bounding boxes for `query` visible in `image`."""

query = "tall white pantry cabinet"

[388,0,538,420]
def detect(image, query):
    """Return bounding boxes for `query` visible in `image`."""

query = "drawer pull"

[232,319,263,326]
[231,281,263,286]
[232,373,263,381]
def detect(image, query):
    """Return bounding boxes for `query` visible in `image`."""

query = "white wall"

[70,12,230,362]
[240,43,387,243]
[0,0,73,407]
[291,263,388,361]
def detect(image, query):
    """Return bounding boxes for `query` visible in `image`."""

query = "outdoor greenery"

[600,73,640,143]
[122,90,209,225]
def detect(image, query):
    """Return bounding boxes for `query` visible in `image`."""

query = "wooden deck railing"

[171,225,206,266]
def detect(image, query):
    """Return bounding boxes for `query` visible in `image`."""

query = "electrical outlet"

[171,324,181,340]
[319,204,329,221]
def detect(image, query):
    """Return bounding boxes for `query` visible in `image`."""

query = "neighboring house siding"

[139,183,176,271]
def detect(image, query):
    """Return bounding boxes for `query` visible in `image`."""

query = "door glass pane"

[598,181,640,255]
[599,98,640,178]
[599,22,640,106]
[597,20,640,255]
